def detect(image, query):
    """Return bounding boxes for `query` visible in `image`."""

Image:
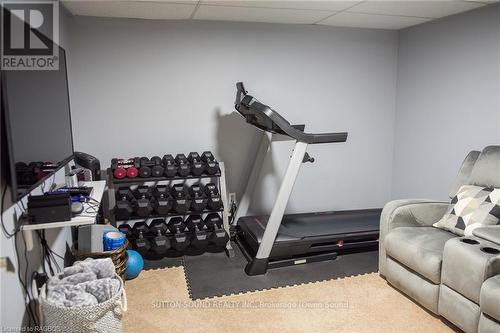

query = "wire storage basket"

[74,240,129,279]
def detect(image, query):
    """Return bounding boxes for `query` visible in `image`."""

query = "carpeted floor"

[123,267,457,333]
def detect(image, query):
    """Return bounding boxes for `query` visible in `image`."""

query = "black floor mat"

[143,256,183,270]
[183,244,379,300]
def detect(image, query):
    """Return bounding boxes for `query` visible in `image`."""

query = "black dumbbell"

[16,162,36,185]
[204,213,229,248]
[185,214,205,231]
[132,222,151,255]
[187,152,205,176]
[152,185,173,215]
[149,219,171,254]
[134,186,153,217]
[162,154,177,178]
[138,156,165,178]
[114,187,135,220]
[201,151,219,175]
[138,157,152,178]
[150,156,165,177]
[118,223,132,238]
[150,156,162,165]
[189,184,208,212]
[167,217,190,252]
[204,183,222,211]
[175,154,191,177]
[186,215,209,251]
[170,184,191,214]
[168,216,187,233]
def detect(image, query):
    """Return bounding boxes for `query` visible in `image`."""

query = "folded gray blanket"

[44,258,120,308]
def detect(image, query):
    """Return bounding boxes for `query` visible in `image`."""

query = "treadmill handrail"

[235,82,348,144]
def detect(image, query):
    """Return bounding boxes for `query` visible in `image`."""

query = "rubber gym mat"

[144,256,183,270]
[183,245,378,300]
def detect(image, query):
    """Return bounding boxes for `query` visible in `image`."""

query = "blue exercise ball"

[125,250,144,280]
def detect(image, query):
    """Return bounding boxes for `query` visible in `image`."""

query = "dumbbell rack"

[106,161,234,257]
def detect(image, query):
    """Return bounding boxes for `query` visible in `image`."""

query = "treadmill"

[234,82,381,276]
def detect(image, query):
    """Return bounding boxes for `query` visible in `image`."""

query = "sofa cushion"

[473,225,500,245]
[433,185,500,236]
[480,275,500,322]
[469,146,500,189]
[385,227,456,284]
[449,150,481,199]
[479,314,500,333]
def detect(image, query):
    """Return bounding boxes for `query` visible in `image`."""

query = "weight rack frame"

[106,161,234,257]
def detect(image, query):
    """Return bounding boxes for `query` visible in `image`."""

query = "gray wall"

[391,4,500,200]
[68,18,399,213]
[0,7,74,329]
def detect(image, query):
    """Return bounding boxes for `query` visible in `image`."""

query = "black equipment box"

[27,193,72,223]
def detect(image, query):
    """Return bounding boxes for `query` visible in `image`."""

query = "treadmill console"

[234,82,348,144]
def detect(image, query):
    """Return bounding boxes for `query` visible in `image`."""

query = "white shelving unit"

[21,180,106,250]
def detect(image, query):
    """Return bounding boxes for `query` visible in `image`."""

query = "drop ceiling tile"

[200,0,361,11]
[348,0,485,19]
[63,1,196,20]
[464,0,499,3]
[132,0,199,3]
[318,11,431,29]
[194,5,334,24]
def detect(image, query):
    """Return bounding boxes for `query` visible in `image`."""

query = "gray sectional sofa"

[379,146,500,333]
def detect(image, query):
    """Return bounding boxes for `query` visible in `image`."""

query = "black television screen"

[2,46,74,200]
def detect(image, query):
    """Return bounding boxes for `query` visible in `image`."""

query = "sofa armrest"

[379,199,450,277]
[473,226,500,246]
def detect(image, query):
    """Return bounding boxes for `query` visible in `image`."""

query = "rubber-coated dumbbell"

[204,213,229,248]
[175,154,191,177]
[162,154,177,178]
[170,184,191,214]
[201,151,219,175]
[15,162,36,185]
[167,217,190,252]
[138,156,164,178]
[133,185,153,217]
[189,184,208,212]
[204,183,222,211]
[111,157,140,179]
[132,222,150,255]
[149,219,171,254]
[150,156,164,177]
[30,161,57,181]
[114,187,135,220]
[152,185,173,215]
[138,157,151,177]
[118,223,132,238]
[186,215,209,251]
[187,152,205,176]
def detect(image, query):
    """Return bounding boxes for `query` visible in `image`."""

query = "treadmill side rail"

[245,258,270,276]
[245,141,308,275]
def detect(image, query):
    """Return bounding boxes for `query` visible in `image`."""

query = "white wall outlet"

[0,257,15,272]
[229,192,237,205]
[0,257,7,268]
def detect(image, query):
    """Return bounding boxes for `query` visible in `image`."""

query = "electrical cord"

[1,186,21,238]
[228,198,237,225]
[37,230,63,275]
[1,187,37,326]
[15,221,39,327]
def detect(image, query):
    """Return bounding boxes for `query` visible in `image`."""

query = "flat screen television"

[2,46,74,201]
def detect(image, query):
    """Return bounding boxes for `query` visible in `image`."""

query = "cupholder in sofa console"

[461,238,480,245]
[480,247,500,255]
